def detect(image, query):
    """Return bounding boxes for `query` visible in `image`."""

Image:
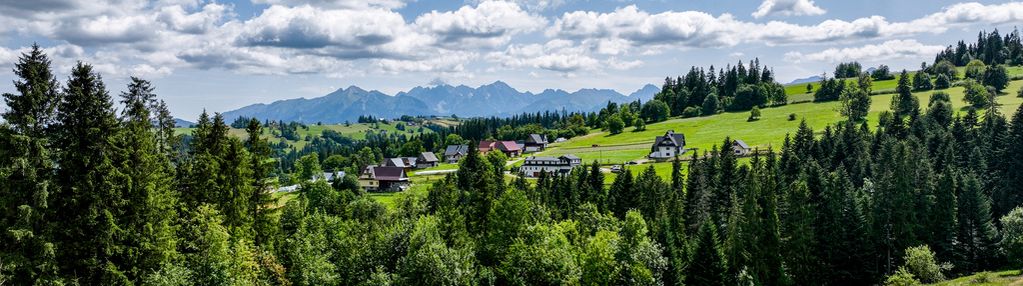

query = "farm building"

[519,154,582,177]
[524,134,549,153]
[649,130,686,159]
[479,140,522,157]
[358,166,410,192]
[417,152,439,168]
[444,145,469,163]
[732,139,752,156]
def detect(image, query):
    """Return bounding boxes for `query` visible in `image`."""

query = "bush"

[682,107,701,118]
[934,74,951,89]
[747,107,761,122]
[972,271,993,283]
[884,267,920,286]
[1017,85,1023,98]
[788,113,797,121]
[1001,207,1023,267]
[902,245,949,283]
[963,81,992,108]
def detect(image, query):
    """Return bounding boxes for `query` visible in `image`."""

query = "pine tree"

[455,148,498,232]
[608,169,635,218]
[892,70,919,119]
[687,219,726,286]
[245,118,277,247]
[996,105,1023,219]
[111,77,178,281]
[781,181,819,285]
[51,62,125,283]
[0,44,63,284]
[956,174,999,272]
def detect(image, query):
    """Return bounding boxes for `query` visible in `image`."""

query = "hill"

[222,82,659,123]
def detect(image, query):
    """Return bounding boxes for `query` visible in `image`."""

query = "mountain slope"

[223,82,660,123]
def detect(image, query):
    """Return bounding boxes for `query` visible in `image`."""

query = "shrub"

[884,267,920,286]
[1001,207,1023,267]
[934,74,951,89]
[1017,85,1023,98]
[963,80,991,108]
[902,245,949,283]
[788,113,797,121]
[747,107,761,122]
[972,271,993,283]
[682,107,701,118]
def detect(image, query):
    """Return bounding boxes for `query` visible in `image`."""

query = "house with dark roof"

[649,130,686,160]
[524,134,549,153]
[479,140,522,157]
[417,152,439,168]
[383,157,418,170]
[732,139,752,156]
[358,166,410,192]
[519,154,582,177]
[443,145,469,163]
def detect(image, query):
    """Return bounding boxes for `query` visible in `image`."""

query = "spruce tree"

[0,44,63,284]
[245,118,277,247]
[892,70,919,119]
[687,219,726,286]
[956,174,999,272]
[51,62,125,283]
[111,77,178,281]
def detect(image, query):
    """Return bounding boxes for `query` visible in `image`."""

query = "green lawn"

[783,66,1023,102]
[548,80,1023,164]
[927,270,1022,285]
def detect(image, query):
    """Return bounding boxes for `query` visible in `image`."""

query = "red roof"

[478,141,497,152]
[498,141,520,152]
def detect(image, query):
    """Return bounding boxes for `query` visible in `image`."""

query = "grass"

[783,66,1023,101]
[546,80,1023,164]
[927,270,1023,286]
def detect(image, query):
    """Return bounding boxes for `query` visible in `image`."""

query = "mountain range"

[222,81,660,124]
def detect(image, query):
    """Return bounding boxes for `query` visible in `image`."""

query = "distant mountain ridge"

[223,82,659,124]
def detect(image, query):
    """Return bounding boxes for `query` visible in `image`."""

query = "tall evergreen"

[0,44,63,284]
[111,77,179,281]
[892,70,919,119]
[245,118,277,247]
[687,219,726,286]
[51,62,125,283]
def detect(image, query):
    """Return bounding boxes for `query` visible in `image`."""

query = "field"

[543,80,1023,165]
[927,270,1023,285]
[785,66,1023,102]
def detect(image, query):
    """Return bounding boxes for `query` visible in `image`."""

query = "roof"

[418,152,439,162]
[651,130,686,152]
[364,166,408,181]
[733,139,750,149]
[384,158,407,168]
[561,154,581,160]
[478,141,496,151]
[499,141,521,152]
[322,171,345,182]
[444,145,469,156]
[527,134,548,144]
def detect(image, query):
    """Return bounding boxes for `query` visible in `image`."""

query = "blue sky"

[0,0,1021,120]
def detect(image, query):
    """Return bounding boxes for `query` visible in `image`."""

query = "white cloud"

[468,0,570,12]
[751,0,825,19]
[237,5,410,51]
[414,1,546,48]
[250,0,408,10]
[783,39,945,63]
[549,2,1023,55]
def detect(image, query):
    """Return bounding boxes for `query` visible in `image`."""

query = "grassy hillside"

[784,66,1023,102]
[544,80,1023,165]
[926,270,1023,285]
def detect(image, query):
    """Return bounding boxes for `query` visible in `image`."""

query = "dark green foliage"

[982,64,1010,92]
[640,99,670,123]
[872,64,895,80]
[934,73,951,89]
[834,62,862,78]
[606,114,625,134]
[814,76,845,102]
[687,219,726,286]
[964,80,992,108]
[840,85,871,121]
[912,71,933,91]
[892,70,919,118]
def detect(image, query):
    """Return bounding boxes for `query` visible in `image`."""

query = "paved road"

[414,169,457,176]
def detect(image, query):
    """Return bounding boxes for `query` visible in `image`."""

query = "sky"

[0,0,1022,120]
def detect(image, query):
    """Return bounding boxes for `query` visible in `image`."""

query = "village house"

[649,130,686,160]
[443,145,469,163]
[732,139,752,156]
[524,134,549,153]
[479,140,522,157]
[417,152,439,168]
[519,154,582,177]
[383,157,418,171]
[358,166,410,192]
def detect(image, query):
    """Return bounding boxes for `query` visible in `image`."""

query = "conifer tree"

[608,169,635,218]
[687,219,726,286]
[245,118,277,247]
[51,62,125,283]
[111,77,178,281]
[0,44,63,284]
[892,70,919,119]
[956,174,999,272]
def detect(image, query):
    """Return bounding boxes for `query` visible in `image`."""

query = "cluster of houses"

[647,129,751,160]
[357,133,559,191]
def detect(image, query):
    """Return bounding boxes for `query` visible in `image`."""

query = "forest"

[3,28,1023,286]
